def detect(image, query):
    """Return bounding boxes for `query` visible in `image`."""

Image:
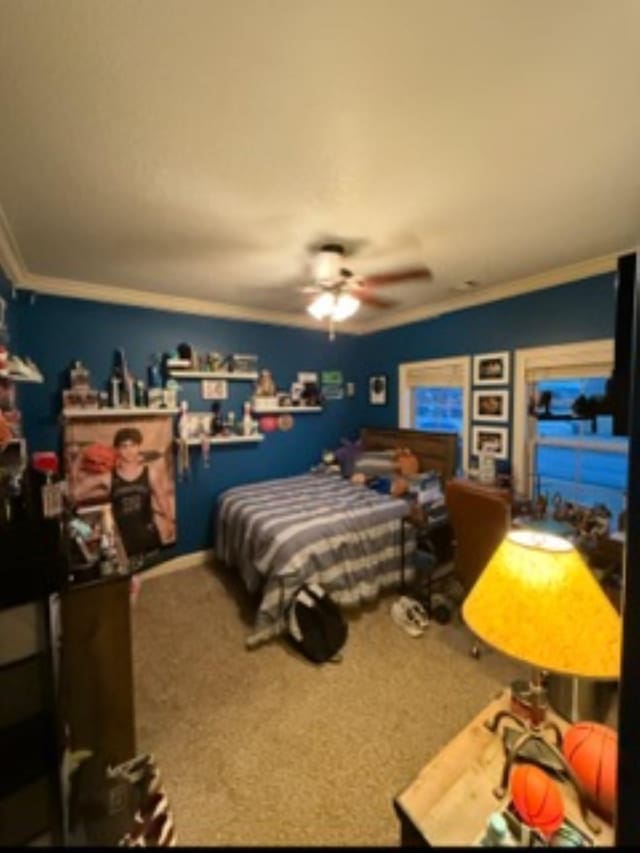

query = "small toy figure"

[148,354,162,389]
[208,352,224,372]
[255,369,276,397]
[242,401,256,436]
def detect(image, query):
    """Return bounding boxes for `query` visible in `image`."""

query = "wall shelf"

[62,407,180,419]
[175,434,263,446]
[167,369,258,381]
[3,373,44,384]
[252,406,323,414]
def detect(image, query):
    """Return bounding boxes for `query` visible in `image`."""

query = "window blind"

[521,340,613,382]
[403,358,467,387]
[525,362,611,381]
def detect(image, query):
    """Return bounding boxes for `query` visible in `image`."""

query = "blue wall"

[355,272,616,465]
[8,270,617,555]
[11,291,362,556]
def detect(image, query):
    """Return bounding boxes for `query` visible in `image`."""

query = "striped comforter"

[215,473,415,647]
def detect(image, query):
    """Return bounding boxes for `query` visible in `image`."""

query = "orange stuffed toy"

[395,448,419,476]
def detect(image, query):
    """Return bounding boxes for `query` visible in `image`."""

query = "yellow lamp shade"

[462,529,621,678]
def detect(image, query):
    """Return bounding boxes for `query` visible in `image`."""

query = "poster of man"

[64,415,176,561]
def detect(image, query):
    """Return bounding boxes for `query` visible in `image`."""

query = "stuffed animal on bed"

[395,447,419,476]
[334,437,363,478]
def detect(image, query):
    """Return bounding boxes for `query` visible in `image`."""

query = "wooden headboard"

[360,427,457,483]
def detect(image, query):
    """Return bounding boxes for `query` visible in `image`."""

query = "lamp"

[462,529,621,833]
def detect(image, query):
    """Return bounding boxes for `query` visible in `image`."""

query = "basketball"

[510,763,565,837]
[562,721,618,818]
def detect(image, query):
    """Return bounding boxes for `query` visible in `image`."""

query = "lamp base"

[485,708,601,835]
[502,726,567,777]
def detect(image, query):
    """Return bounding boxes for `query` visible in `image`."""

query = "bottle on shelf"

[242,401,256,436]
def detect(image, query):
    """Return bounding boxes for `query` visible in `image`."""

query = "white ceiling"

[1,0,639,332]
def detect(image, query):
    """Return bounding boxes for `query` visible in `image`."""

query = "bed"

[215,427,458,648]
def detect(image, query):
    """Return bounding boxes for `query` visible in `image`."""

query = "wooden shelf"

[62,407,180,419]
[251,406,322,414]
[1,373,44,384]
[167,369,258,381]
[175,434,264,446]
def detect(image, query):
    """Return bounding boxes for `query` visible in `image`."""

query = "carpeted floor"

[131,561,527,846]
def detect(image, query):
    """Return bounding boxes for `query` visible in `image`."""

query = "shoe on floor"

[404,597,430,630]
[391,596,425,637]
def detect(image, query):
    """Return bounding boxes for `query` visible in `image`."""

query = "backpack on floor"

[285,582,348,664]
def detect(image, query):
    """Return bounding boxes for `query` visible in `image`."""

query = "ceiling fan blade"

[355,291,398,309]
[360,266,432,287]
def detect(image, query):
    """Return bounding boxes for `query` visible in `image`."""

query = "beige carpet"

[131,562,527,847]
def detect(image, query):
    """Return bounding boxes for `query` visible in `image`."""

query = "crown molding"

[20,270,357,331]
[355,253,620,334]
[0,203,28,283]
[0,204,623,337]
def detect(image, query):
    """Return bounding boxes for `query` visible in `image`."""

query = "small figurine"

[148,354,162,389]
[255,369,276,397]
[208,352,224,372]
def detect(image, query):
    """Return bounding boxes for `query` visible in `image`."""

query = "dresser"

[0,471,65,847]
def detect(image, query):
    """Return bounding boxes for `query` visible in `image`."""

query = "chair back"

[445,479,512,595]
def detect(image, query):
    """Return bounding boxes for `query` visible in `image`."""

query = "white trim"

[62,407,180,419]
[536,436,628,453]
[15,270,355,333]
[357,254,619,334]
[512,338,614,496]
[169,370,258,380]
[0,202,27,284]
[140,548,213,582]
[0,205,623,336]
[398,354,470,472]
[175,435,264,446]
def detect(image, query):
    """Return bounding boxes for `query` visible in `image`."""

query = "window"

[399,356,470,470]
[513,340,628,518]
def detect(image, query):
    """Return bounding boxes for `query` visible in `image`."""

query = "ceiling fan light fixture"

[332,292,360,321]
[307,291,360,323]
[312,244,344,283]
[307,291,336,320]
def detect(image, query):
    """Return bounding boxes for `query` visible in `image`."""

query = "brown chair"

[444,479,512,656]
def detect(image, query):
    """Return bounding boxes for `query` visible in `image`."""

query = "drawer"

[0,602,46,666]
[0,655,50,729]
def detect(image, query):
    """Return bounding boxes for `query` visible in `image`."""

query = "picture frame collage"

[471,351,510,461]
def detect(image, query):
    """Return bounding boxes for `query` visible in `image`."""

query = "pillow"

[352,450,398,477]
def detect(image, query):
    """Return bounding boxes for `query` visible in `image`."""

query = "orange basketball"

[510,763,565,837]
[562,721,618,818]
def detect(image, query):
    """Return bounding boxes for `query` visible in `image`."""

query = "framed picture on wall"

[473,351,510,385]
[471,425,509,460]
[202,378,228,400]
[369,374,388,406]
[472,389,509,422]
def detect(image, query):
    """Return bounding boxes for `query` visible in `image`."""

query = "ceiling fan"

[301,242,431,337]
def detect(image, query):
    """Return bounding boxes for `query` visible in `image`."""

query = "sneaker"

[405,597,430,630]
[391,596,425,637]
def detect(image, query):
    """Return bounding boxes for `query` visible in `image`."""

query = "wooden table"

[393,689,614,846]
